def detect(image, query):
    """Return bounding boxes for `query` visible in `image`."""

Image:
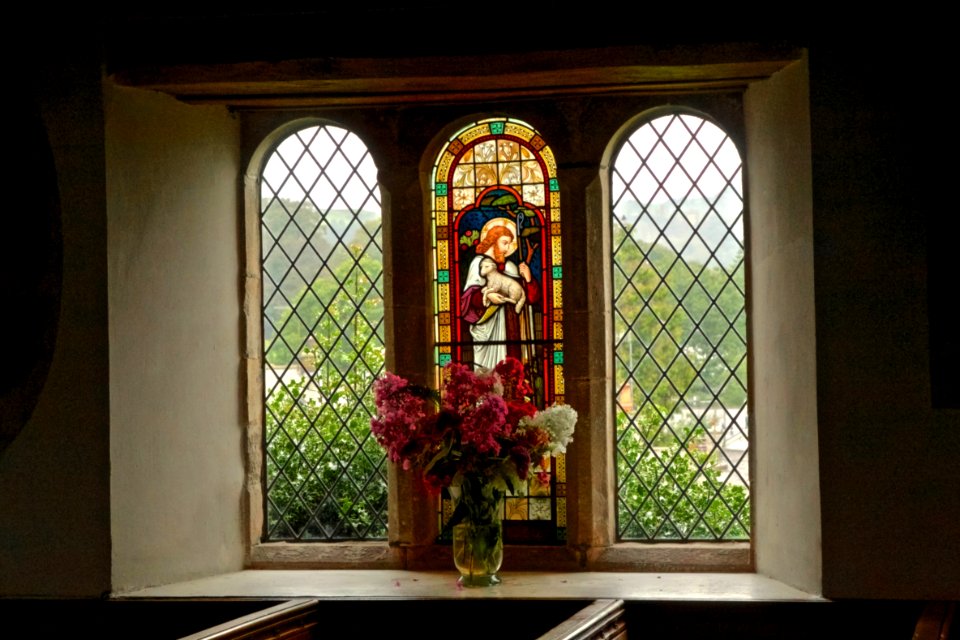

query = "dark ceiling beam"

[108,43,803,108]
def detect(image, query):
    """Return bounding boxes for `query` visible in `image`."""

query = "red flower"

[508,444,532,480]
[505,399,537,433]
[495,357,533,401]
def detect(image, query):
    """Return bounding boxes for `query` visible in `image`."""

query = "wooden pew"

[180,597,626,640]
[179,598,319,640]
[536,599,627,640]
[912,601,956,640]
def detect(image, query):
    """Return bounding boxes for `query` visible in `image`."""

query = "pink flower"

[460,394,508,454]
[441,363,497,414]
[370,373,433,464]
[508,444,532,480]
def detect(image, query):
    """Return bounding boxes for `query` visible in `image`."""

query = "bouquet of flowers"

[370,357,577,531]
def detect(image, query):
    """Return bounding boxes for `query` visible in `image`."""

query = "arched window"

[259,123,386,541]
[432,117,566,542]
[611,111,750,541]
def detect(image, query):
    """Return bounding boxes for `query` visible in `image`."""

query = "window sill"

[248,541,751,573]
[111,568,820,602]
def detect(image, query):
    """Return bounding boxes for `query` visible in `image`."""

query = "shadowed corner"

[0,96,62,457]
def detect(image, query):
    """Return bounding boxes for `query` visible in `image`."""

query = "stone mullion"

[562,162,617,554]
[377,136,438,561]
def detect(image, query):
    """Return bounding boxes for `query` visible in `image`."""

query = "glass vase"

[452,520,503,587]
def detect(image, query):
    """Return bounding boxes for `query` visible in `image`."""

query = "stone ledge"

[112,570,823,602]
[247,541,750,573]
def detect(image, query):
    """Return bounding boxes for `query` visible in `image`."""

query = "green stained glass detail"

[489,122,505,135]
[438,353,452,366]
[554,351,564,364]
[436,183,448,196]
[552,266,562,279]
[549,178,560,191]
[438,270,450,283]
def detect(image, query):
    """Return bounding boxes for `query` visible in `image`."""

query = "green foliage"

[613,223,747,413]
[265,365,387,539]
[616,410,749,540]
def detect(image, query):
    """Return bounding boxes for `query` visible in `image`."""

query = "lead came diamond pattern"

[261,125,387,541]
[613,114,750,541]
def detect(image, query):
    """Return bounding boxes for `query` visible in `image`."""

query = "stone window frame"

[239,56,817,577]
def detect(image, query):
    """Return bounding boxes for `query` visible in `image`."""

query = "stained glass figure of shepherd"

[458,186,543,375]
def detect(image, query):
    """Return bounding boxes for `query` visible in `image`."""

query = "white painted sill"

[111,569,822,602]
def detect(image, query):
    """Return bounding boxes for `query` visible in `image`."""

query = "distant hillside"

[261,198,382,330]
[613,192,743,269]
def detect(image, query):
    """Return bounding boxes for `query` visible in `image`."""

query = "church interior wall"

[0,44,112,597]
[744,56,822,595]
[104,82,246,591]
[1,22,957,612]
[808,44,960,600]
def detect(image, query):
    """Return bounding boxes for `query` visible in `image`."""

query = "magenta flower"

[369,359,577,505]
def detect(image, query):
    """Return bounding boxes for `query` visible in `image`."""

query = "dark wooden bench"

[180,598,626,640]
[179,598,319,640]
[912,601,955,640]
[535,599,627,640]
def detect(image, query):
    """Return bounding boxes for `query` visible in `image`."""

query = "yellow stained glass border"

[432,119,567,537]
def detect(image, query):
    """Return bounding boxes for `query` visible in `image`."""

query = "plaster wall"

[0,48,111,597]
[105,83,246,591]
[745,57,822,594]
[809,46,960,600]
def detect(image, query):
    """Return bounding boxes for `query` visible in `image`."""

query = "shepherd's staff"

[515,209,539,397]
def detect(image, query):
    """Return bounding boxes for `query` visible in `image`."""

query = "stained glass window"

[260,124,387,540]
[612,112,750,541]
[432,117,566,543]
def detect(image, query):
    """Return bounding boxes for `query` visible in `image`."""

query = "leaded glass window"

[612,112,750,541]
[260,124,387,540]
[432,117,566,543]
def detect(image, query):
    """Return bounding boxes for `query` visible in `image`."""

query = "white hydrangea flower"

[524,404,577,454]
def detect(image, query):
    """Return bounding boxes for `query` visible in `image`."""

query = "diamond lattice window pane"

[613,113,749,541]
[261,125,386,541]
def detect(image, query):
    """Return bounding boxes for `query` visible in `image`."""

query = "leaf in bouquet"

[504,472,522,496]
[443,496,469,535]
[422,435,454,476]
[405,382,439,402]
[487,472,516,498]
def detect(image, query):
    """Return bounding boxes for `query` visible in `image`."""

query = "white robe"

[463,256,522,371]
